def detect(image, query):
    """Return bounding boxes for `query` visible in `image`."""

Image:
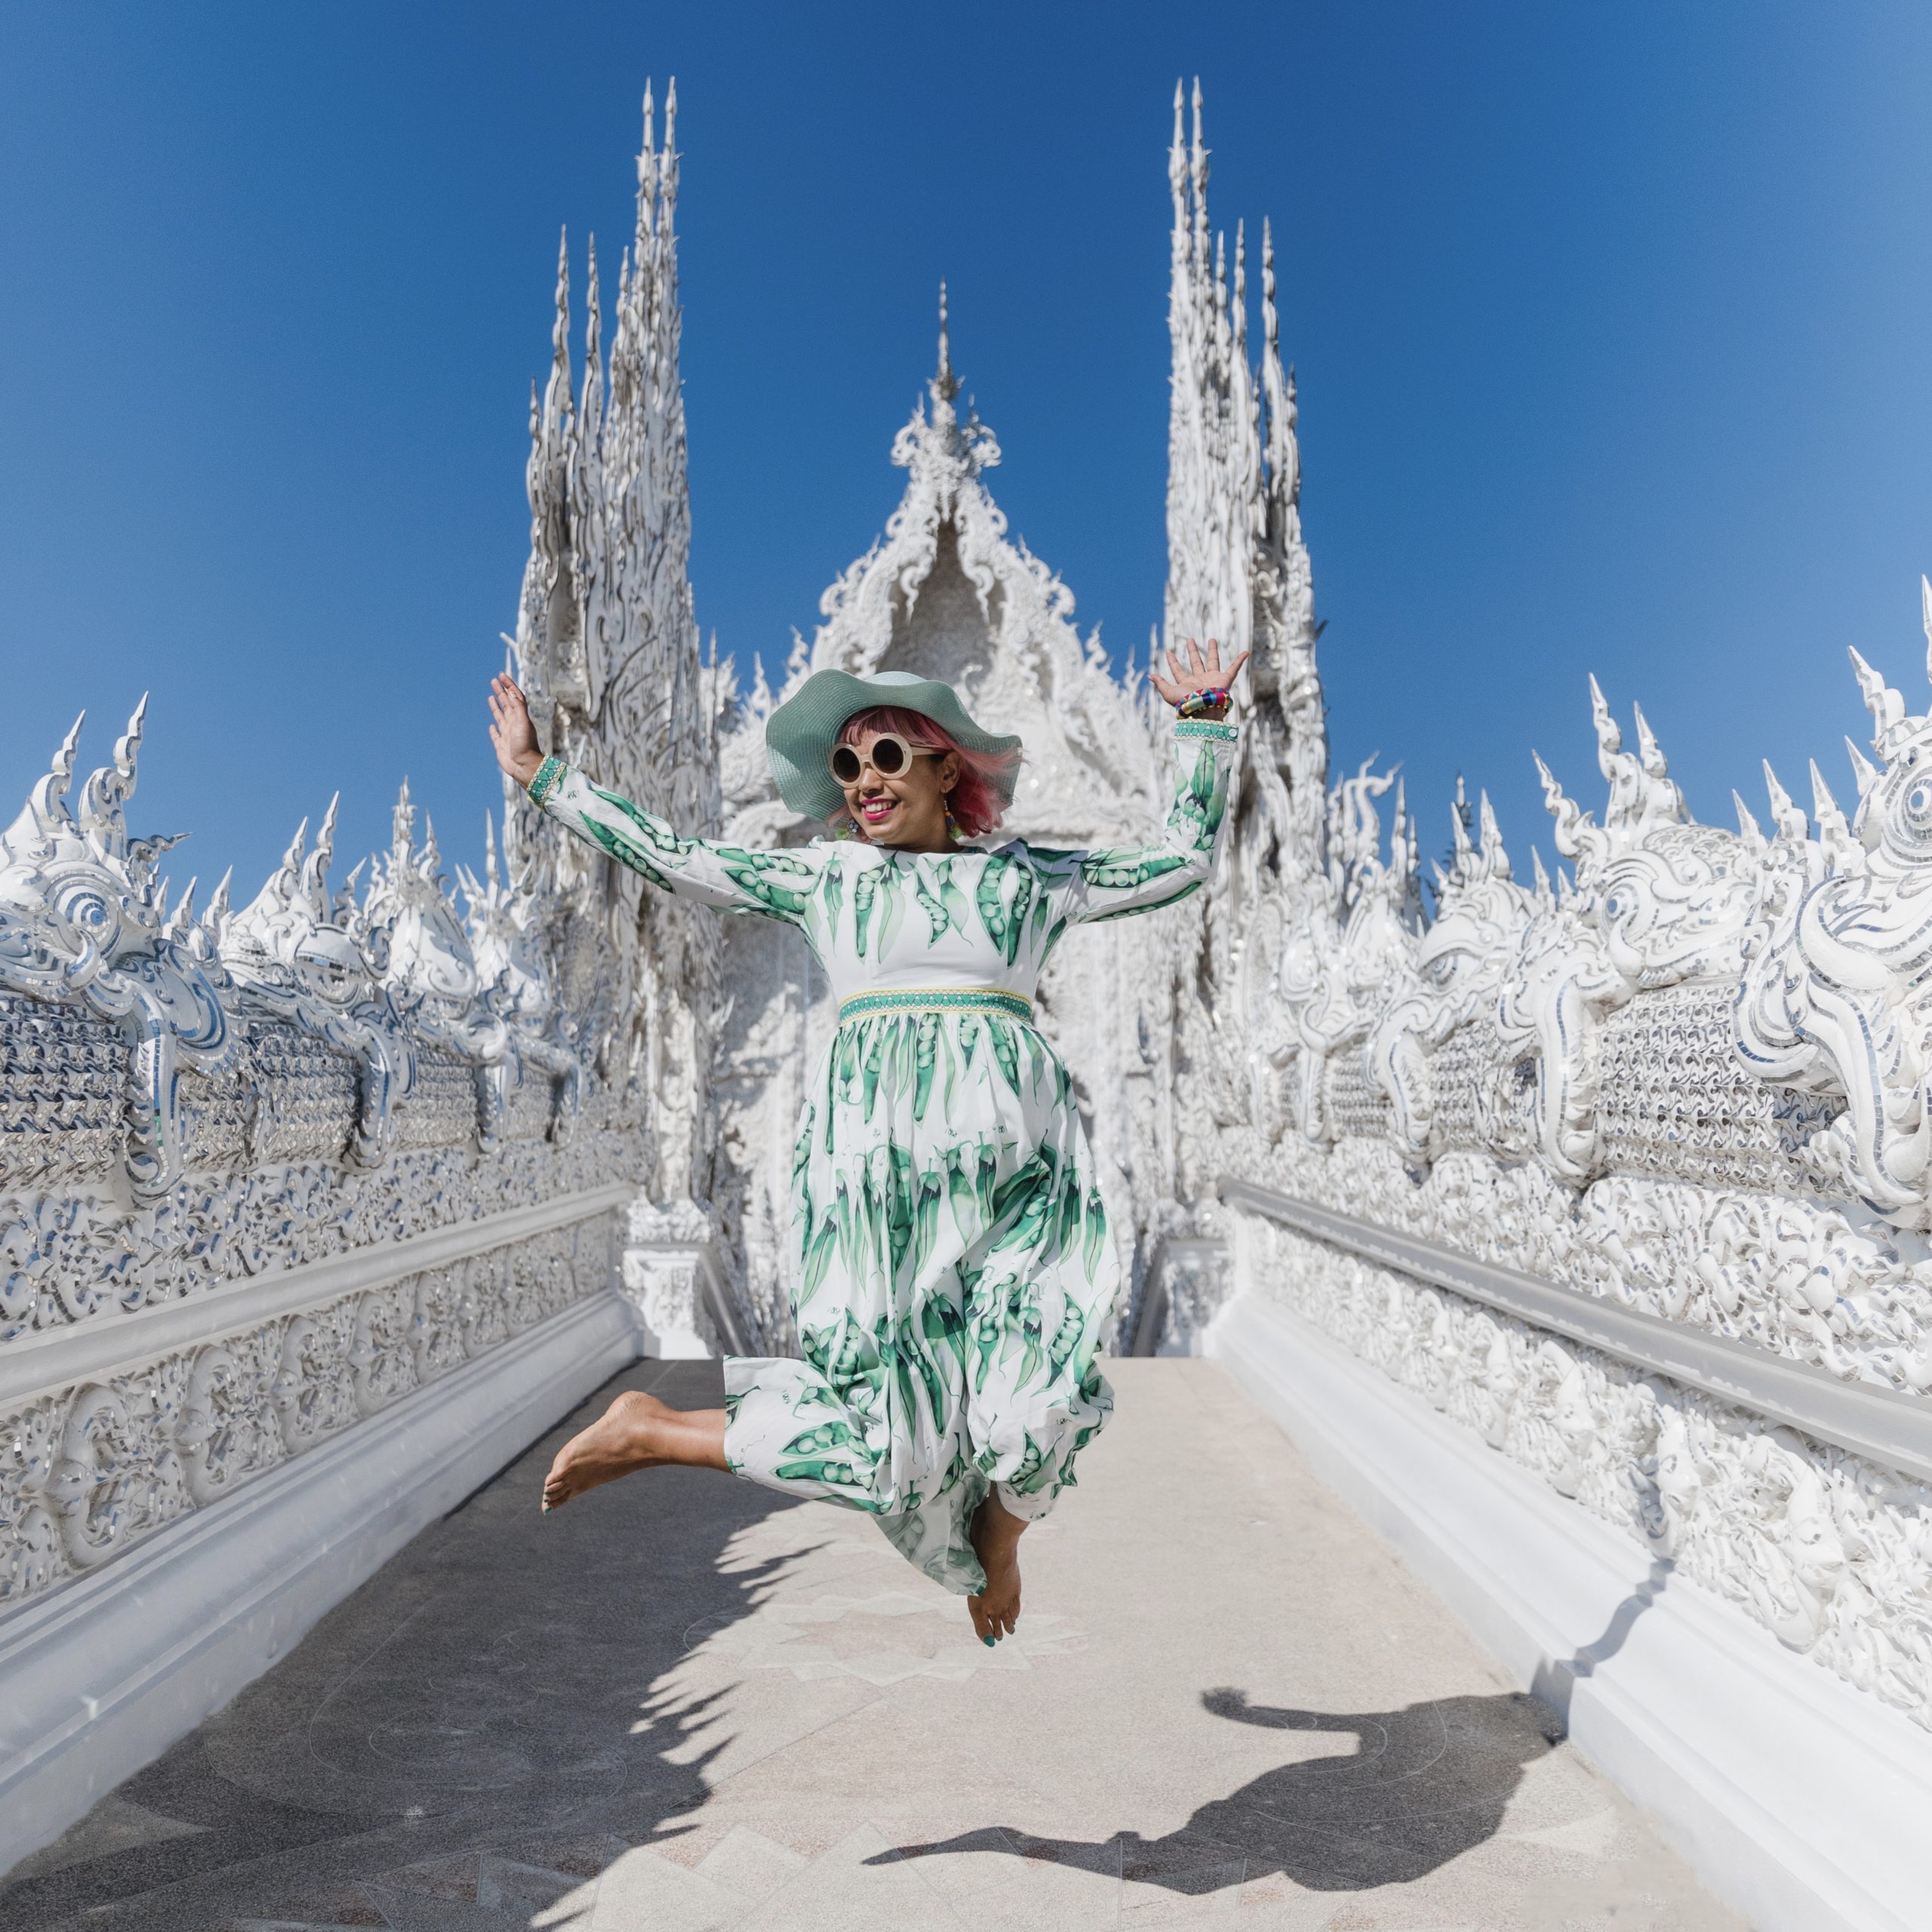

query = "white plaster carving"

[0,1215,611,1609]
[1232,1211,1932,1730]
[0,703,239,1200]
[623,1194,727,1360]
[507,82,721,1226]
[11,73,1932,1796]
[1115,83,1932,1748]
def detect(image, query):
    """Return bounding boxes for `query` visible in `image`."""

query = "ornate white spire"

[733,292,1158,847]
[504,79,719,1196]
[1164,81,1326,878]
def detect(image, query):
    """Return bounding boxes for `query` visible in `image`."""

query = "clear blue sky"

[7,2,1932,899]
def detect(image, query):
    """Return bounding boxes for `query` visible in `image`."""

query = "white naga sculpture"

[5,85,1932,1887]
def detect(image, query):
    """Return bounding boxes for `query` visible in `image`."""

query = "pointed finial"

[1232,220,1247,349]
[583,235,602,376]
[1762,759,1806,842]
[1532,751,1563,815]
[1921,574,1932,688]
[54,712,84,792]
[1168,78,1189,203]
[1631,701,1667,779]
[1846,736,1881,798]
[392,777,415,860]
[1450,773,1472,856]
[1810,758,1850,837]
[20,711,88,839]
[1189,78,1209,232]
[1478,792,1511,880]
[1733,791,1764,847]
[1587,674,1621,755]
[1812,758,1854,862]
[295,795,337,909]
[118,694,149,772]
[1531,847,1553,899]
[1847,645,1905,750]
[935,281,958,402]
[75,694,149,841]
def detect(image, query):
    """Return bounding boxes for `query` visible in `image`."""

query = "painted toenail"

[983,1635,995,1647]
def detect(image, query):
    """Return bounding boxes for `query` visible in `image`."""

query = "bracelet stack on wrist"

[1176,688,1232,721]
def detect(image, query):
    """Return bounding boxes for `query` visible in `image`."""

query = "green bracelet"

[526,755,566,808]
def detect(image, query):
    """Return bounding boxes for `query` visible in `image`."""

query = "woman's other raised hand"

[489,673,545,789]
[1149,636,1249,715]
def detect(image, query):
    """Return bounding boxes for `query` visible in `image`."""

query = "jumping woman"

[488,642,1244,1645]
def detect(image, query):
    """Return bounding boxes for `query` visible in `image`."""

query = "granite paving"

[0,1358,1741,1930]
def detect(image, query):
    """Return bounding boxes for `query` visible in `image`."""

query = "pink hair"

[835,705,1020,839]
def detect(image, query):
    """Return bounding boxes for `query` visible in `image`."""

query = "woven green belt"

[837,988,1033,1024]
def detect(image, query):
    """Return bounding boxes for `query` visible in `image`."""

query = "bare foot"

[967,1491,1026,1644]
[542,1391,694,1510]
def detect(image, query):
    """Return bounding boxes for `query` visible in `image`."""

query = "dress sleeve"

[525,755,821,925]
[1054,719,1238,925]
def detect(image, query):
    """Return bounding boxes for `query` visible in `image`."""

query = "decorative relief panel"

[1236,1213,1932,1730]
[0,1129,641,1348]
[0,992,127,1190]
[245,1024,358,1166]
[1427,1017,1536,1161]
[0,1216,611,1611]
[1598,984,1847,1196]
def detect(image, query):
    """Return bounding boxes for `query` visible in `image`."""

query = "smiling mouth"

[860,797,897,823]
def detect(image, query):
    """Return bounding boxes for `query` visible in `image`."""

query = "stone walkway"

[0,1359,1739,1931]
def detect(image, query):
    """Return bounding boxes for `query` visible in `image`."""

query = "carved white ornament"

[8,77,1932,1767]
[1,1216,611,1604]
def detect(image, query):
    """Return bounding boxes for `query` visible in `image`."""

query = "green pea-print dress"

[528,718,1237,1593]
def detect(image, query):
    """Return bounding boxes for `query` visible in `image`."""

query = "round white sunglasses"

[829,733,931,784]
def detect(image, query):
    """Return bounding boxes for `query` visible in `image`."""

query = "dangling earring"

[944,792,960,841]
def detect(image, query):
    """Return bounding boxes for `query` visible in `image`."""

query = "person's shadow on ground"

[884,1560,1670,1896]
[884,1684,1565,1894]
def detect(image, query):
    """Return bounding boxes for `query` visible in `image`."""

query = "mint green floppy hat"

[764,668,1023,822]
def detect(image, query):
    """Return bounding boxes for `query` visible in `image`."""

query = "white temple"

[2,78,1930,1930]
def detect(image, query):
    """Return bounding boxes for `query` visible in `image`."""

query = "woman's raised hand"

[1149,636,1249,714]
[489,672,545,788]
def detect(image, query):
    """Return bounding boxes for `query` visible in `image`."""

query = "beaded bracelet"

[1176,688,1232,719]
